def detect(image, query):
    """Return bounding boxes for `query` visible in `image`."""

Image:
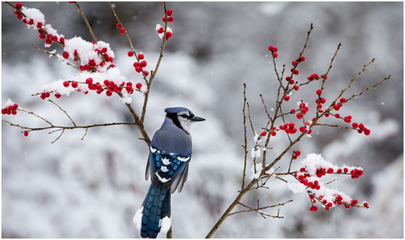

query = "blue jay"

[134,107,205,238]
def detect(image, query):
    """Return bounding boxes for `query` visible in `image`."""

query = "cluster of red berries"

[162,9,174,23]
[291,102,309,120]
[1,103,19,115]
[307,73,328,81]
[116,23,126,34]
[128,51,150,76]
[292,150,301,160]
[292,56,306,66]
[261,127,277,138]
[279,122,297,135]
[62,44,114,71]
[13,3,24,20]
[267,45,278,58]
[352,122,370,135]
[13,3,63,47]
[156,9,174,41]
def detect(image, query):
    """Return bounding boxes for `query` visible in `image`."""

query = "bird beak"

[191,115,205,122]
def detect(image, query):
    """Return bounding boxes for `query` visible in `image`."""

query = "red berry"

[143,70,149,77]
[296,112,302,119]
[316,89,322,95]
[157,27,164,34]
[127,51,134,57]
[15,2,22,9]
[273,47,278,53]
[268,45,273,51]
[62,51,69,59]
[295,150,301,156]
[327,168,334,174]
[363,202,369,208]
[261,131,267,137]
[294,69,299,75]
[116,23,121,28]
[352,122,358,129]
[119,28,126,34]
[135,66,142,73]
[273,53,278,58]
[71,81,78,88]
[294,85,299,91]
[358,123,364,129]
[284,95,290,101]
[55,93,62,99]
[12,110,17,115]
[106,91,112,97]
[135,83,142,89]
[167,16,174,22]
[63,81,70,87]
[333,104,340,111]
[140,60,147,67]
[364,128,371,136]
[300,56,305,62]
[23,131,29,137]
[86,78,93,85]
[270,131,277,136]
[299,126,306,133]
[300,167,306,172]
[340,97,346,102]
[166,9,173,16]
[344,167,348,172]
[166,31,173,39]
[2,108,6,115]
[345,204,350,209]
[292,60,297,66]
[138,53,144,59]
[335,113,340,118]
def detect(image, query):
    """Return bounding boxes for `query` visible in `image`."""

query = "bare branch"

[48,99,76,127]
[32,44,80,70]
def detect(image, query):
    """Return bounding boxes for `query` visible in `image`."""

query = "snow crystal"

[160,216,172,234]
[301,153,334,175]
[250,163,262,180]
[287,182,306,194]
[40,79,75,96]
[64,37,100,65]
[133,207,143,230]
[140,85,148,94]
[21,7,45,28]
[4,99,15,108]
[251,147,261,159]
[119,94,132,104]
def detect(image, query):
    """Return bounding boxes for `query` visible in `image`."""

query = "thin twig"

[48,99,76,127]
[73,2,98,43]
[229,199,292,218]
[32,44,80,70]
[241,83,248,190]
[51,129,65,144]
[141,2,169,124]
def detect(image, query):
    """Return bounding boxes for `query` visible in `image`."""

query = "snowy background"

[2,2,403,238]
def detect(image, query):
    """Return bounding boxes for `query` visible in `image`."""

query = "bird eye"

[179,114,188,118]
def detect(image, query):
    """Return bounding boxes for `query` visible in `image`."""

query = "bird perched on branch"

[134,107,205,238]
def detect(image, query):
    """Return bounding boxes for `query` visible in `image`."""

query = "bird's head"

[165,107,205,134]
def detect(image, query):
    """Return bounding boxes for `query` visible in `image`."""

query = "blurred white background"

[2,2,403,238]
